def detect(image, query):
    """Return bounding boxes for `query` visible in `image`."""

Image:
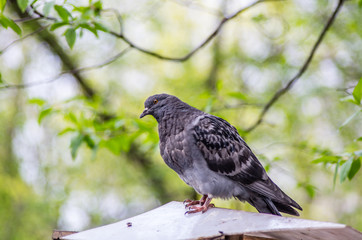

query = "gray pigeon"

[140,93,302,216]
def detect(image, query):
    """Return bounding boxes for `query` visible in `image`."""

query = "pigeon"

[140,93,302,216]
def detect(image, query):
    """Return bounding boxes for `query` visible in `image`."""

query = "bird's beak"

[140,107,149,118]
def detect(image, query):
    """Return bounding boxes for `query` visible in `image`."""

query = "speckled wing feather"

[192,115,302,210]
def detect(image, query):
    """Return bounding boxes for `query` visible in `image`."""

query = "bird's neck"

[157,106,201,142]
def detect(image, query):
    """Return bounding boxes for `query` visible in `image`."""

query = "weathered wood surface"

[60,201,362,240]
[52,230,78,240]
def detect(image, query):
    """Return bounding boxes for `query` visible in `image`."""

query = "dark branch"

[211,102,263,112]
[244,0,346,133]
[0,47,131,89]
[0,24,50,55]
[67,47,131,74]
[110,0,271,62]
[30,4,57,21]
[10,0,275,63]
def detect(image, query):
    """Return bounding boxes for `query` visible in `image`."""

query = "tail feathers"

[273,201,300,216]
[242,195,300,216]
[243,196,281,216]
[246,178,302,212]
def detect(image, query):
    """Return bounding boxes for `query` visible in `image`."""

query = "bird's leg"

[183,194,207,208]
[185,196,215,214]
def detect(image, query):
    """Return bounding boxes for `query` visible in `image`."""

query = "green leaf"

[50,22,68,31]
[83,134,97,149]
[348,157,361,180]
[16,0,28,13]
[64,112,78,124]
[28,98,46,106]
[64,28,76,49]
[94,22,109,32]
[340,95,358,105]
[305,184,316,198]
[340,157,353,183]
[359,0,362,9]
[0,16,7,28]
[356,137,362,141]
[79,23,98,37]
[54,5,71,22]
[312,156,340,164]
[6,18,21,35]
[43,1,54,16]
[339,110,362,129]
[79,8,93,21]
[0,15,22,35]
[252,14,267,22]
[227,92,248,100]
[204,97,214,113]
[0,0,6,13]
[333,159,340,189]
[70,133,84,159]
[38,107,52,124]
[93,0,102,11]
[100,135,131,154]
[0,72,3,84]
[352,78,362,105]
[58,127,76,136]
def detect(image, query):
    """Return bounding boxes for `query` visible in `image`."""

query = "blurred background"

[0,0,361,239]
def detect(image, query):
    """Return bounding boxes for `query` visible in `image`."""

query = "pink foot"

[185,203,215,214]
[184,196,214,214]
[183,200,201,208]
[183,195,208,208]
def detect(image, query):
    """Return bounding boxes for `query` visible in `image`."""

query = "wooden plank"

[60,201,362,240]
[52,230,78,240]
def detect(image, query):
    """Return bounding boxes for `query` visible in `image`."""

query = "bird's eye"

[153,99,158,104]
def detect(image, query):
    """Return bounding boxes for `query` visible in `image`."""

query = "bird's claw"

[183,199,201,208]
[184,203,215,214]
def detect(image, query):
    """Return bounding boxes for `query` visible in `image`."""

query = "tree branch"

[20,0,273,62]
[0,47,131,89]
[0,24,50,55]
[8,0,96,98]
[244,0,346,133]
[110,0,272,62]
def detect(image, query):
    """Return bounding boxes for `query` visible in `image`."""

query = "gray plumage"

[140,93,302,216]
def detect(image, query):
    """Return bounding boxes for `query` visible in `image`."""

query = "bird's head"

[140,93,179,121]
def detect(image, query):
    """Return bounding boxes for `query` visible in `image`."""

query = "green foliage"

[339,109,362,129]
[42,1,54,16]
[0,14,21,35]
[70,133,84,159]
[227,92,248,101]
[339,79,362,129]
[54,5,72,22]
[64,27,76,49]
[252,13,268,23]
[47,1,107,48]
[352,78,362,105]
[28,98,46,106]
[16,0,28,13]
[312,151,362,185]
[49,22,68,31]
[0,0,6,13]
[38,107,53,124]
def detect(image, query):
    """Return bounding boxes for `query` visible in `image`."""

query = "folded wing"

[192,115,302,213]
